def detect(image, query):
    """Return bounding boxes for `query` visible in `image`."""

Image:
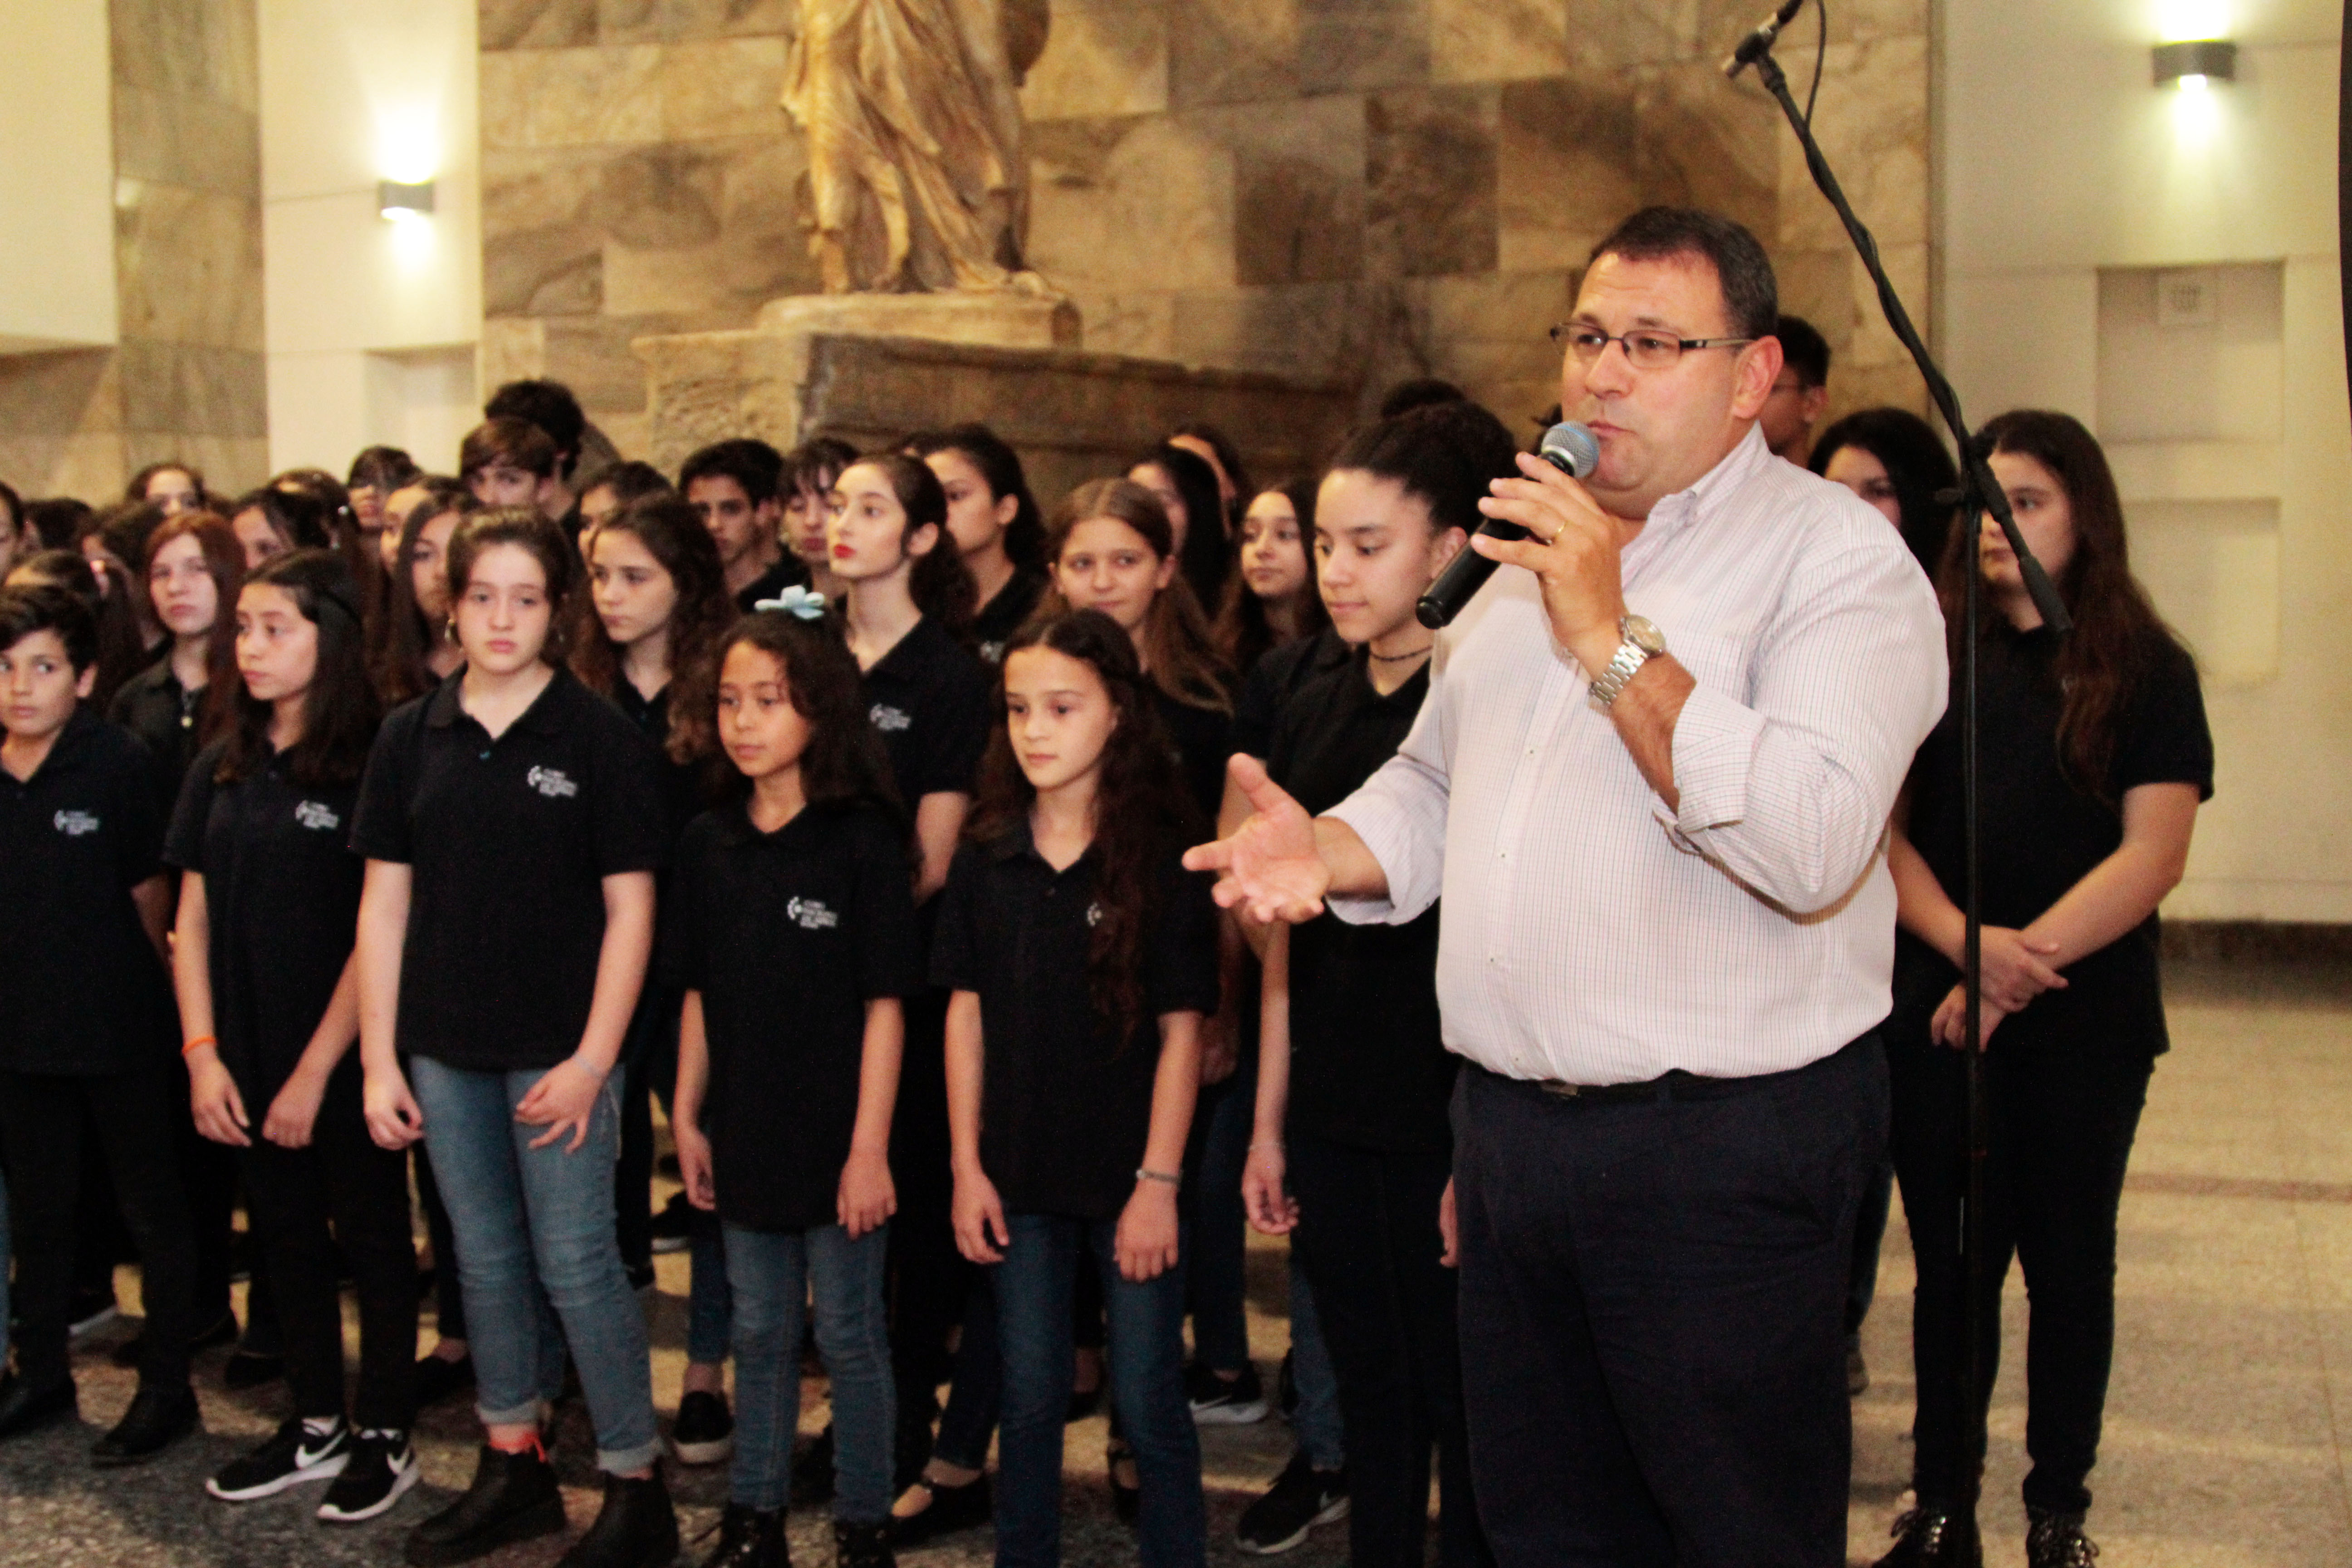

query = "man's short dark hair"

[1588,207,1779,343]
[0,583,98,672]
[679,439,784,507]
[577,460,674,509]
[460,417,561,482]
[1775,315,1831,389]
[1377,378,1468,420]
[485,380,587,478]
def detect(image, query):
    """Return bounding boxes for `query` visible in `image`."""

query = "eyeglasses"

[1549,323,1758,370]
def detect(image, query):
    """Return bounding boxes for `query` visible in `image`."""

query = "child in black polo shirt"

[934,608,1219,1568]
[172,551,420,1523]
[351,508,678,1568]
[666,601,921,1568]
[0,583,204,1467]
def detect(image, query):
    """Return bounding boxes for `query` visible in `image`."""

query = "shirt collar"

[424,666,570,737]
[1631,422,1773,553]
[982,815,1095,874]
[7,706,102,789]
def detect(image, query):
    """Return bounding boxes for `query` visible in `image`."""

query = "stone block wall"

[480,0,1928,463]
[0,0,267,502]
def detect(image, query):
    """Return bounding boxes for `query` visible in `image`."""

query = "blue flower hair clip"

[755,585,829,621]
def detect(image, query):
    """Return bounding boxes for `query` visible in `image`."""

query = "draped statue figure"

[783,0,1053,294]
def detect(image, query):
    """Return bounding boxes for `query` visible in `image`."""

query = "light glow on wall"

[2155,0,2229,43]
[373,104,441,186]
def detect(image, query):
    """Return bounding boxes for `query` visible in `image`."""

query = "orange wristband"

[181,1035,217,1058]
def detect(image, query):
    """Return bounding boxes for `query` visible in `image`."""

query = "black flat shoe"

[92,1383,199,1467]
[404,1444,565,1567]
[0,1372,78,1440]
[889,1473,991,1547]
[697,1502,785,1568]
[557,1470,678,1568]
[833,1517,893,1568]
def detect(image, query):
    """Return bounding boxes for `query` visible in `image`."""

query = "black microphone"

[1415,421,1600,631]
[1723,0,1806,78]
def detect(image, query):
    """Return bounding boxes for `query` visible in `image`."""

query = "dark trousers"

[1180,1058,1254,1373]
[0,1064,200,1390]
[1451,1037,1885,1567]
[888,990,965,1454]
[1847,1155,1896,1338]
[414,1144,469,1343]
[614,981,678,1275]
[1289,1135,1490,1568]
[167,1050,241,1328]
[241,1063,417,1430]
[1886,1019,2151,1516]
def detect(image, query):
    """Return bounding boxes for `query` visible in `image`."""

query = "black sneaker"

[208,1416,350,1500]
[320,1428,422,1523]
[672,1390,734,1466]
[0,1372,78,1440]
[889,1471,991,1547]
[1873,1504,1984,1568]
[1185,1360,1269,1425]
[92,1383,201,1467]
[2026,1507,2100,1568]
[414,1350,476,1409]
[558,1470,678,1568]
[404,1443,565,1566]
[698,1502,786,1568]
[649,1194,694,1255]
[1236,1451,1348,1555]
[68,1289,119,1339]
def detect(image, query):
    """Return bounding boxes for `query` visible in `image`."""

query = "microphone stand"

[1733,27,2073,1553]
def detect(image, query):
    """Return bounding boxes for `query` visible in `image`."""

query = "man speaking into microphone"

[1189,208,1946,1563]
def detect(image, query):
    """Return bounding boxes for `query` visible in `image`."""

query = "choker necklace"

[1368,642,1433,662]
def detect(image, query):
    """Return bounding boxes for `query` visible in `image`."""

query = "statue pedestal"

[632,293,1357,506]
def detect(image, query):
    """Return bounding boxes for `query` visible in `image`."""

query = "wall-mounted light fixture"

[377,179,436,220]
[2153,39,2236,90]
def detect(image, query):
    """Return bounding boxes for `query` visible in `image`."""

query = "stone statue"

[783,0,1053,294]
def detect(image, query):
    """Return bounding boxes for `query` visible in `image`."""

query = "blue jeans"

[724,1220,893,1516]
[409,1057,660,1474]
[1286,1250,1345,1472]
[994,1212,1204,1568]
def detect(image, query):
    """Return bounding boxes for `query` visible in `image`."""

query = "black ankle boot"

[699,1502,789,1568]
[559,1470,680,1568]
[91,1383,199,1467]
[404,1443,565,1567]
[1872,1504,1984,1568]
[2026,1507,2100,1567]
[832,1518,893,1568]
[0,1372,78,1440]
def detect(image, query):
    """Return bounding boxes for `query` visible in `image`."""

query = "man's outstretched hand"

[1184,755,1332,925]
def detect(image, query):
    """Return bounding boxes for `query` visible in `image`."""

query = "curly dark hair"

[715,608,903,822]
[218,550,383,788]
[969,608,1194,1039]
[572,493,737,765]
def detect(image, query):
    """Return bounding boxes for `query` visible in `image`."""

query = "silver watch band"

[1588,639,1651,711]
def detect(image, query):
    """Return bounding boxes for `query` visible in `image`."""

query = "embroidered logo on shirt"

[52,809,99,837]
[294,800,341,832]
[525,766,578,799]
[1086,901,1103,928]
[869,703,912,733]
[787,897,839,931]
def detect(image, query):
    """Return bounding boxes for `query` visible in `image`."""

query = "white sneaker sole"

[206,1451,350,1502]
[317,1454,421,1523]
[672,1433,735,1466]
[1192,1397,1271,1426]
[1236,1494,1348,1556]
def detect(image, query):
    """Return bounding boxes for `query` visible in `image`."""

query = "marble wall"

[0,0,267,502]
[480,0,1929,459]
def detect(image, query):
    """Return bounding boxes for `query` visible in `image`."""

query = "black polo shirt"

[1268,650,1453,1153]
[351,667,669,1073]
[1154,687,1232,827]
[165,740,365,1099]
[734,556,813,616]
[109,659,207,817]
[0,708,176,1076]
[604,678,713,854]
[1896,621,2213,1056]
[662,800,921,1232]
[862,615,991,809]
[973,567,1049,666]
[931,824,1220,1220]
[1230,629,1348,762]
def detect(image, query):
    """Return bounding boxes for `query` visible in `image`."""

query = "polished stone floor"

[1,954,2346,1566]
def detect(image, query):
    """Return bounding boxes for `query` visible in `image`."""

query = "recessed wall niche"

[2096,263,2284,688]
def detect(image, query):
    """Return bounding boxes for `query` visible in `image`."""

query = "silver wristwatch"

[1588,615,1666,712]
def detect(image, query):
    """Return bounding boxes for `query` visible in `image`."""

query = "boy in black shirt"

[0,585,203,1465]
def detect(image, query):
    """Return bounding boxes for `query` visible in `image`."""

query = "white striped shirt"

[1327,425,1948,1084]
